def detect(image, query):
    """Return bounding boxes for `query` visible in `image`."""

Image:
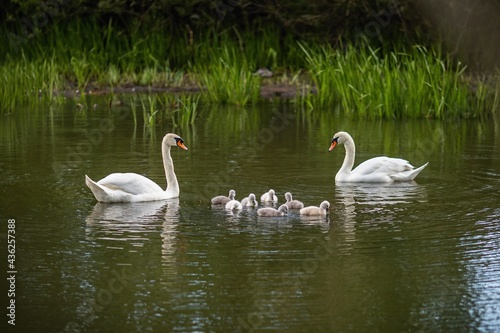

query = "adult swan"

[85,133,188,202]
[329,131,428,183]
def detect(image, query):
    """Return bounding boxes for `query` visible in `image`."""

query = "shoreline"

[60,82,312,99]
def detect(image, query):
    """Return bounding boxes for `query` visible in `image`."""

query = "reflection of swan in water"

[160,199,180,265]
[335,182,427,206]
[85,199,183,286]
[336,182,427,233]
[333,183,427,255]
[85,199,180,243]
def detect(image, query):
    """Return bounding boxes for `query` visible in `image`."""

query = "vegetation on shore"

[299,43,498,118]
[1,9,499,118]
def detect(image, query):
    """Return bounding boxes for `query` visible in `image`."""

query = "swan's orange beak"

[329,141,337,151]
[177,141,188,150]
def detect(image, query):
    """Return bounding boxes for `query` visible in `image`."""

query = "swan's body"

[225,199,243,211]
[241,193,258,207]
[211,190,236,205]
[257,204,288,217]
[260,189,278,203]
[284,192,304,210]
[85,133,188,203]
[329,131,428,183]
[300,201,330,216]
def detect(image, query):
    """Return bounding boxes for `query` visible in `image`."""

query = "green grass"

[299,43,498,118]
[0,55,65,111]
[128,93,201,129]
[193,45,261,105]
[174,94,200,127]
[0,19,498,118]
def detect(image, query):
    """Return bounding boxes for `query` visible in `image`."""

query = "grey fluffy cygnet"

[300,201,330,216]
[241,193,258,207]
[211,189,236,205]
[225,199,243,211]
[257,204,288,217]
[260,189,278,203]
[284,192,304,210]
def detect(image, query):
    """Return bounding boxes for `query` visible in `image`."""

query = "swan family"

[86,131,428,212]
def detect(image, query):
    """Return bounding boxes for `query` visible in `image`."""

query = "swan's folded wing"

[97,173,164,195]
[353,157,413,176]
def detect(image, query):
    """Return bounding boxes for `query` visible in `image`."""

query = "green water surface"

[1,99,499,332]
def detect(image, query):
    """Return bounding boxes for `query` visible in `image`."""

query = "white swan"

[211,190,236,205]
[329,131,428,183]
[284,192,304,210]
[225,199,243,211]
[257,204,288,217]
[85,133,188,202]
[241,193,258,207]
[300,201,330,216]
[260,189,278,203]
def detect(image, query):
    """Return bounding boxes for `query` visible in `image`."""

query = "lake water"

[1,98,500,332]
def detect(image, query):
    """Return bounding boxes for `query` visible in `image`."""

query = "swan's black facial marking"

[174,137,188,150]
[329,137,339,151]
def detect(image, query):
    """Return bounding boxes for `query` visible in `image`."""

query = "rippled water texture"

[1,100,500,332]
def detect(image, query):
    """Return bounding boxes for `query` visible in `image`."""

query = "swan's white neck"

[336,136,356,181]
[162,143,179,195]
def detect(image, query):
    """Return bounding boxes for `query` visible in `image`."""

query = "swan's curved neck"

[162,143,179,194]
[337,137,356,179]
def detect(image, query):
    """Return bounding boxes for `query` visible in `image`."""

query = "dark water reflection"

[1,99,499,332]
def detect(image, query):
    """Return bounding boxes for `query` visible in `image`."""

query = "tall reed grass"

[299,43,497,118]
[1,19,498,117]
[193,46,261,105]
[128,93,201,129]
[0,55,64,111]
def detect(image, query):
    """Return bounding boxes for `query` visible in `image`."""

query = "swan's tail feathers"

[412,162,429,179]
[392,162,429,181]
[85,175,108,202]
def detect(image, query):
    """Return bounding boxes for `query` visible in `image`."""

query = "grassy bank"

[299,43,498,118]
[1,20,498,118]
